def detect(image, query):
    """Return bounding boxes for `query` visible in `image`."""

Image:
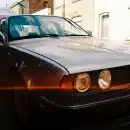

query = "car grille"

[110,65,130,86]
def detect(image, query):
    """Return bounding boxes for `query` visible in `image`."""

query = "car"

[0,14,130,129]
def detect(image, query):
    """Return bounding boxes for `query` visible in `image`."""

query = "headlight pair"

[75,70,112,93]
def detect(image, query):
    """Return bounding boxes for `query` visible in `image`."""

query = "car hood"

[10,37,130,74]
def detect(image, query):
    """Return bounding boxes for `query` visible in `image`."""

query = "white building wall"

[94,0,130,41]
[22,0,29,14]
[54,0,95,33]
[11,4,21,14]
[54,0,63,17]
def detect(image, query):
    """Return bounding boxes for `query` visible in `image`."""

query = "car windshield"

[9,15,88,41]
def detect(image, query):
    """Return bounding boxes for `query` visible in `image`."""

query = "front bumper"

[27,93,130,129]
[28,89,130,120]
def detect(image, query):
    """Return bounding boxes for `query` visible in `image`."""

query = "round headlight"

[98,70,111,90]
[75,73,91,93]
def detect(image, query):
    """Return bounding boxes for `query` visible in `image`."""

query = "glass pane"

[101,15,109,38]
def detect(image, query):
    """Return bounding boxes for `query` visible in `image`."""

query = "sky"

[0,0,17,8]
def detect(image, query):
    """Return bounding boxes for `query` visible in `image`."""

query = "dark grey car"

[0,15,129,129]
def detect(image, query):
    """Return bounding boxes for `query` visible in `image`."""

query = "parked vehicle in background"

[0,14,129,130]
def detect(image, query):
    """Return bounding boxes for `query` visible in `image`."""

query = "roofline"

[10,0,25,8]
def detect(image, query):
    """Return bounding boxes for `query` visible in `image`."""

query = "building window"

[99,13,109,39]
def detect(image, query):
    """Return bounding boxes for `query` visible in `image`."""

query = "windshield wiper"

[64,34,87,36]
[10,34,61,42]
[42,34,61,37]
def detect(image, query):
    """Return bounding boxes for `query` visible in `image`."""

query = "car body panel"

[10,37,130,74]
[8,45,69,88]
[9,35,130,114]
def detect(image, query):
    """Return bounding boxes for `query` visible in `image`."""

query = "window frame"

[0,19,6,32]
[99,12,109,39]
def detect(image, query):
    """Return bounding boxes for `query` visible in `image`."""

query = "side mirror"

[86,30,92,36]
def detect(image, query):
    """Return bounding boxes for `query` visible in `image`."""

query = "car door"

[0,18,13,87]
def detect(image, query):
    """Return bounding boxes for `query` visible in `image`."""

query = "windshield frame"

[8,15,89,42]
[65,18,89,35]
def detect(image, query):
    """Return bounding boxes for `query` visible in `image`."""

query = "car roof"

[7,14,65,19]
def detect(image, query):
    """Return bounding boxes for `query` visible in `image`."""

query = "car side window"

[0,18,7,43]
[0,32,4,44]
[0,18,6,34]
